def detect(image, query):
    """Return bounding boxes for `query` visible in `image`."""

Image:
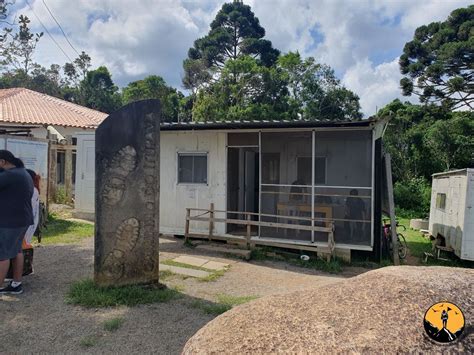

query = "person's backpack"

[34,202,48,243]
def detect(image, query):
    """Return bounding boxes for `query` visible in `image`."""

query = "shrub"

[54,185,71,205]
[394,177,431,218]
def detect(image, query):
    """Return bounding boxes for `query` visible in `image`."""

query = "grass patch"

[198,269,226,282]
[183,239,196,248]
[161,259,228,282]
[161,259,209,271]
[192,301,231,315]
[289,256,343,273]
[37,214,94,245]
[250,247,279,261]
[66,279,180,307]
[80,336,98,347]
[103,317,124,332]
[251,247,343,273]
[192,294,258,315]
[159,269,175,281]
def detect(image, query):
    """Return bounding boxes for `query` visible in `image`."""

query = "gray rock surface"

[183,266,473,354]
[95,100,161,286]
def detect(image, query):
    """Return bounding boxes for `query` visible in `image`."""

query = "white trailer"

[429,169,474,261]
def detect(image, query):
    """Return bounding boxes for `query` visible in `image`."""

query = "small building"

[429,169,474,261]
[0,87,107,202]
[76,117,387,259]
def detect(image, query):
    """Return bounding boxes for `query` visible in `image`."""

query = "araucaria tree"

[184,1,361,121]
[183,0,279,92]
[399,5,473,110]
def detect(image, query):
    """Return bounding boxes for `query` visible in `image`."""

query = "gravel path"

[0,236,353,354]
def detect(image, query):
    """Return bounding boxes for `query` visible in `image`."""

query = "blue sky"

[10,0,472,116]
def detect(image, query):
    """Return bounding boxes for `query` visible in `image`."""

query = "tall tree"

[183,0,279,92]
[122,75,181,122]
[63,51,91,85]
[80,66,121,113]
[378,99,473,182]
[399,5,474,110]
[62,51,92,103]
[192,56,289,121]
[424,112,474,171]
[278,52,362,121]
[0,15,43,74]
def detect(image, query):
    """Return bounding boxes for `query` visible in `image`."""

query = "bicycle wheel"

[397,233,408,259]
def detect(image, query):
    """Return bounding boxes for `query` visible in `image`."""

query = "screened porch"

[227,129,374,250]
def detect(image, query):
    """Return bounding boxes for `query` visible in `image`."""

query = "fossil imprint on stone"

[101,146,137,205]
[101,217,140,280]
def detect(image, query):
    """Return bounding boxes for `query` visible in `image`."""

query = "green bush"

[54,185,71,205]
[394,177,431,218]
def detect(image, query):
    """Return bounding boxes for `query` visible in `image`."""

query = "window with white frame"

[178,153,208,184]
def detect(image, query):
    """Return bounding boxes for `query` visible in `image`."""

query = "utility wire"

[25,0,73,62]
[41,0,80,57]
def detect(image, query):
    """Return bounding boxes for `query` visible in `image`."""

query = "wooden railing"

[184,205,336,259]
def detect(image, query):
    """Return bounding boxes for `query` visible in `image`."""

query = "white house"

[0,87,107,202]
[75,117,388,259]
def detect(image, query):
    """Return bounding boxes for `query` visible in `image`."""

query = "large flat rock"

[183,266,474,354]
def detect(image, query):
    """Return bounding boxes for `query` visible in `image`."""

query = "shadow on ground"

[0,241,218,354]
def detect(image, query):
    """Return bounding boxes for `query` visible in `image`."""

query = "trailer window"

[178,153,208,184]
[436,193,446,210]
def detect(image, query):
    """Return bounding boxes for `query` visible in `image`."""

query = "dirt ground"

[0,236,360,354]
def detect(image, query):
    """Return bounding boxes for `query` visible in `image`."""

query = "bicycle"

[382,219,408,260]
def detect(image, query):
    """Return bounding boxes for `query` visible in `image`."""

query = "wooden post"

[64,148,73,202]
[384,153,399,266]
[209,203,214,241]
[185,208,190,243]
[246,214,252,249]
[327,222,335,262]
[48,144,57,203]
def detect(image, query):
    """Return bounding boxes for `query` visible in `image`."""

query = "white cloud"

[342,57,417,117]
[16,0,222,87]
[8,0,473,115]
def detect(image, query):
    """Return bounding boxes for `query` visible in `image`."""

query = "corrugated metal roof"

[432,168,473,177]
[160,117,377,130]
[0,88,108,128]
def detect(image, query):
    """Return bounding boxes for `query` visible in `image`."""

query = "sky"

[8,0,472,117]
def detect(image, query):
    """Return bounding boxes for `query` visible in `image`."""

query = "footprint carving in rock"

[102,218,140,280]
[102,146,137,206]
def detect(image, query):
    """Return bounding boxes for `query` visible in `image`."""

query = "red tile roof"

[0,88,108,128]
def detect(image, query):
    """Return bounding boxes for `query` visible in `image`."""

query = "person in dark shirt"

[344,189,367,244]
[0,150,33,294]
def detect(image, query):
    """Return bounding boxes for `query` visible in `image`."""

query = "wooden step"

[194,244,251,260]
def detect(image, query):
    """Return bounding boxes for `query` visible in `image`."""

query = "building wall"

[462,171,474,260]
[0,123,94,140]
[160,130,227,235]
[429,172,467,258]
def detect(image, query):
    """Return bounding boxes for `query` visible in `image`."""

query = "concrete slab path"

[173,255,209,267]
[160,264,211,278]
